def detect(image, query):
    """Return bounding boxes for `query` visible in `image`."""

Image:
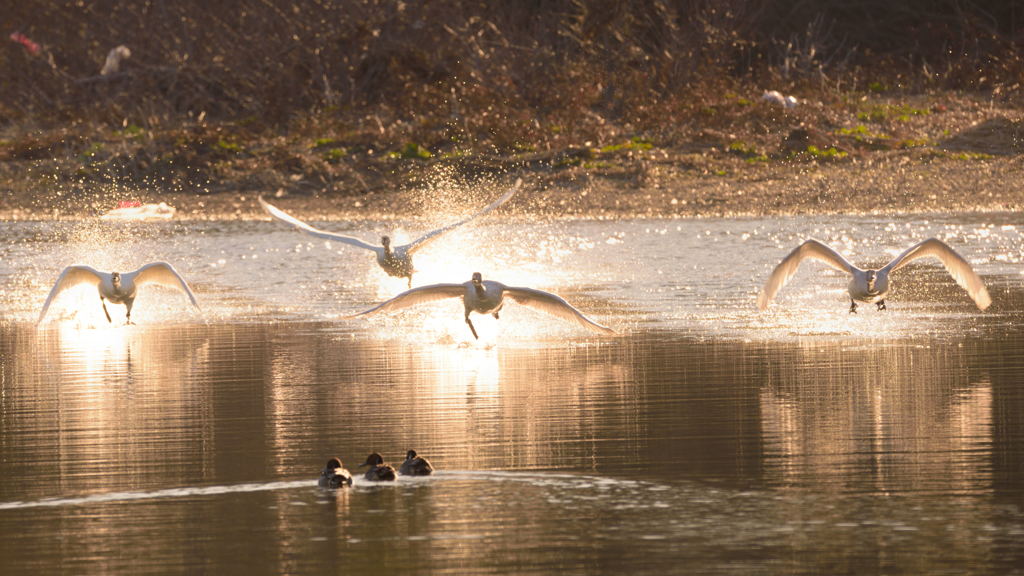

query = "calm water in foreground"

[1,211,1023,574]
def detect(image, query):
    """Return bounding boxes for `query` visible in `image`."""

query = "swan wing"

[259,196,380,252]
[404,179,521,254]
[350,283,467,317]
[757,239,857,310]
[37,265,104,324]
[127,262,201,309]
[503,286,615,334]
[882,238,991,310]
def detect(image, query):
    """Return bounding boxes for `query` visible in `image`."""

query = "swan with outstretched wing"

[352,272,615,339]
[259,180,520,287]
[38,262,200,324]
[757,238,991,313]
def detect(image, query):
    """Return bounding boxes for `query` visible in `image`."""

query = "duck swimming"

[398,450,434,476]
[757,238,991,313]
[318,457,353,488]
[360,452,397,482]
[37,262,200,325]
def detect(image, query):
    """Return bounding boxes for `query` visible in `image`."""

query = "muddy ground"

[1,92,1022,221]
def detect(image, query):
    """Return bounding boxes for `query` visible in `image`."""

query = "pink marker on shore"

[9,32,40,55]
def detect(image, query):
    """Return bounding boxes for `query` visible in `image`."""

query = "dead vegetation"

[1,1,1023,216]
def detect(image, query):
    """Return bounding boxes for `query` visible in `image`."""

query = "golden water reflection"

[2,322,1017,496]
[2,320,1023,574]
[756,340,995,494]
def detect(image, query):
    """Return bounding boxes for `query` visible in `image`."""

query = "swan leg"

[849,300,858,314]
[101,298,112,323]
[493,312,499,319]
[125,299,135,325]
[407,276,412,289]
[876,300,886,311]
[465,312,479,340]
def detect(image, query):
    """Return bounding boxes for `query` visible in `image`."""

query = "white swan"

[38,262,200,325]
[351,272,615,339]
[757,238,991,313]
[259,180,520,287]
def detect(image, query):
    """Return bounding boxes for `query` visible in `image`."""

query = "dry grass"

[1,1,1023,215]
[5,1,1021,125]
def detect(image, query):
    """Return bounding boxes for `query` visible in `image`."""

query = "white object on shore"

[100,45,131,75]
[762,90,799,108]
[101,202,175,221]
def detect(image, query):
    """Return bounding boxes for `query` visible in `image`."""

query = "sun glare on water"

[353,226,609,347]
[748,279,987,342]
[47,322,133,388]
[423,344,502,395]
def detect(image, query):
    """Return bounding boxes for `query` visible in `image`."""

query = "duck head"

[405,450,418,461]
[325,457,343,470]
[361,452,384,467]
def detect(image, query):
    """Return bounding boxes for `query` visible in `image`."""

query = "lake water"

[1,211,1023,574]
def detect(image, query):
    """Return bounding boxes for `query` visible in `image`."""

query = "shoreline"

[3,93,1023,222]
[2,153,1021,222]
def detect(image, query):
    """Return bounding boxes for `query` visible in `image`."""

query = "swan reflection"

[757,341,994,493]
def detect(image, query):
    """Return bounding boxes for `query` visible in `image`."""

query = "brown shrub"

[1,0,1021,143]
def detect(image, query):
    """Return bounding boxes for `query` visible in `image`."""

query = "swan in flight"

[351,272,615,339]
[259,180,520,287]
[757,238,991,313]
[38,262,200,325]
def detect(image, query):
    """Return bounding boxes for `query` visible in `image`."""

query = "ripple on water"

[1,212,1023,574]
[3,213,1021,341]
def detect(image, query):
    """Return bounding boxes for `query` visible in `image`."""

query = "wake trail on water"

[0,470,659,510]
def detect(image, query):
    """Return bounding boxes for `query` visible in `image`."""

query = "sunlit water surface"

[1,213,1023,574]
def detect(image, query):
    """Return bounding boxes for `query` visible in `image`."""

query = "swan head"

[381,235,391,248]
[111,272,121,288]
[361,452,385,467]
[471,272,483,286]
[866,270,878,294]
[405,450,418,461]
